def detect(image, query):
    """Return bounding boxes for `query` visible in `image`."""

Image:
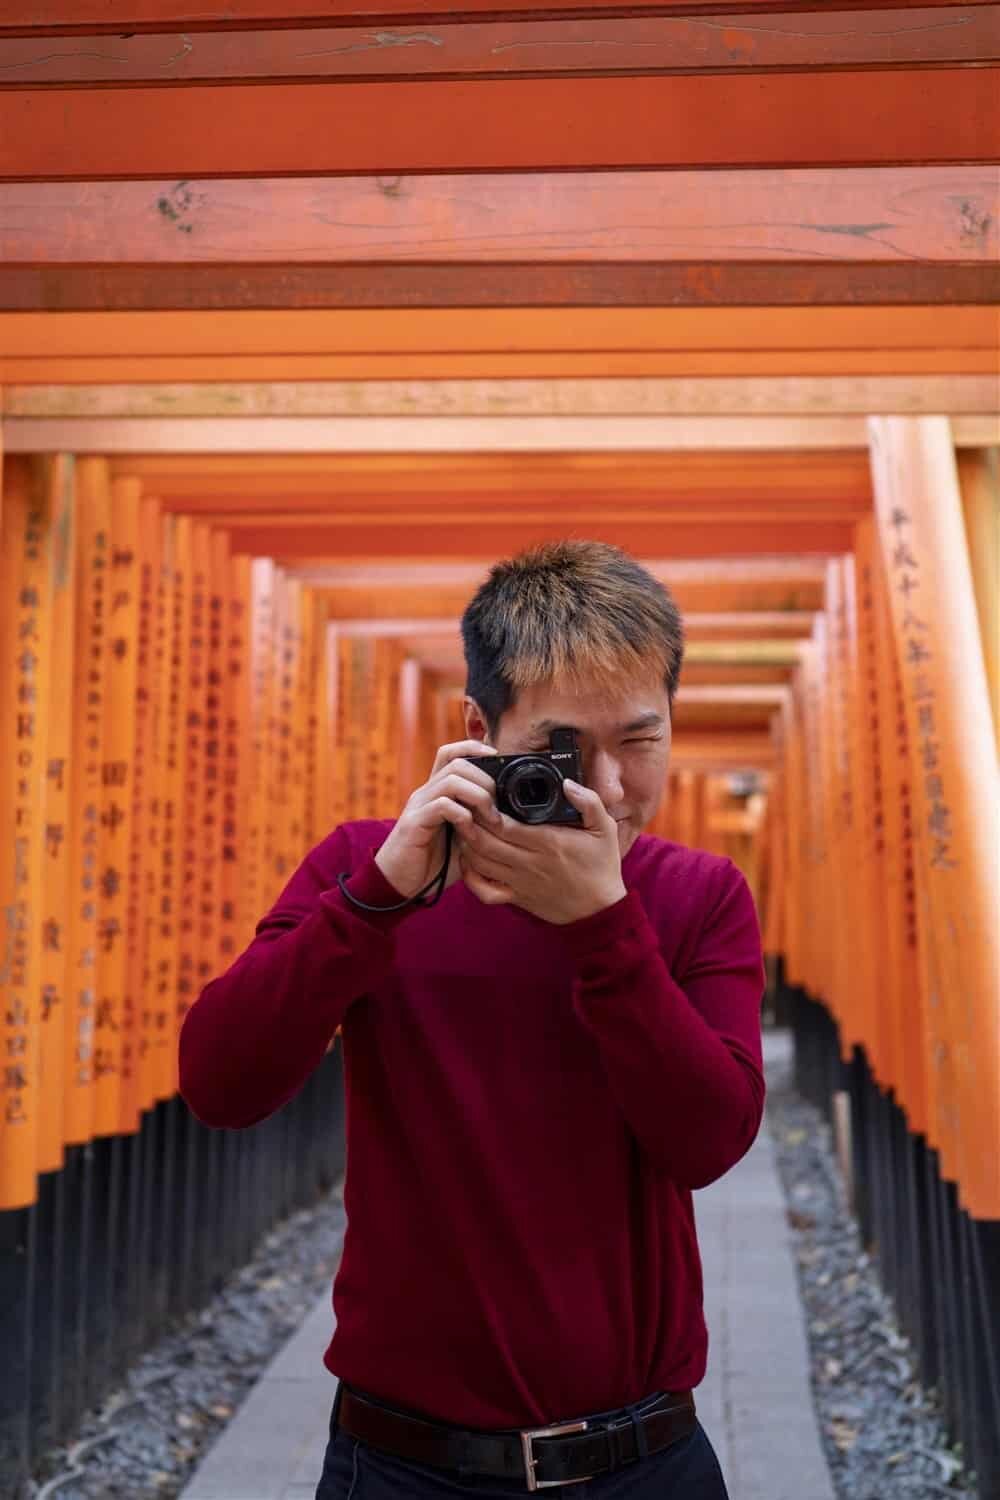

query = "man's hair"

[461,540,685,732]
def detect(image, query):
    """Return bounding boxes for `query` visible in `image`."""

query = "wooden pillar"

[868,416,1000,1223]
[956,447,999,756]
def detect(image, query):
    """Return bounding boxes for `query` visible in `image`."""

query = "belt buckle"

[519,1419,592,1491]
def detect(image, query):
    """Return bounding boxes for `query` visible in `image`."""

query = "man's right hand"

[374,741,502,900]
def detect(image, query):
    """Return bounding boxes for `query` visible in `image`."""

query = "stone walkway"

[181,1031,834,1500]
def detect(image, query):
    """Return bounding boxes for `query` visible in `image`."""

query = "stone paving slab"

[181,1030,834,1500]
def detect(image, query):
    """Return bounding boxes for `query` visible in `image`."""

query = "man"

[179,540,765,1498]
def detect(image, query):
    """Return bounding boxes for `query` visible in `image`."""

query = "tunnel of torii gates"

[0,0,999,1494]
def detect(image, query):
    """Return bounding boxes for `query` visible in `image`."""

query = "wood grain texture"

[5,413,996,452]
[9,0,1000,28]
[3,0,994,30]
[6,170,994,265]
[2,9,996,82]
[3,69,998,178]
[3,264,998,311]
[6,375,994,418]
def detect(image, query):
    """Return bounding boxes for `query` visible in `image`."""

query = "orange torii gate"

[0,0,998,1495]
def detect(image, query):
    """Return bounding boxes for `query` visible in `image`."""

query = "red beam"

[3,169,995,264]
[227,518,856,558]
[2,9,996,81]
[6,264,998,311]
[3,70,998,179]
[3,1,995,36]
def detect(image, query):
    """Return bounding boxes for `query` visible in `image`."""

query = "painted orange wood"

[140,511,168,1104]
[247,557,277,924]
[7,350,996,383]
[197,529,229,994]
[38,455,77,1175]
[869,416,1000,1221]
[111,451,873,503]
[957,447,1000,755]
[227,519,857,561]
[174,521,208,1063]
[151,515,191,1101]
[224,553,253,956]
[119,492,161,1128]
[3,307,994,359]
[60,459,112,1146]
[0,458,46,1207]
[4,168,994,265]
[91,476,141,1137]
[818,563,854,1057]
[4,70,997,179]
[853,524,897,1099]
[5,10,997,84]
[6,0,992,26]
[128,494,162,1119]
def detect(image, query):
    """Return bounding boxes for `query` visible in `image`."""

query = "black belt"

[336,1381,697,1491]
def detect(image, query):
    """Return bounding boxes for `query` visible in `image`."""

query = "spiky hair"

[461,540,684,730]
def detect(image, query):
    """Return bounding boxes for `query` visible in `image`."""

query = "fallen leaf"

[830,1418,858,1453]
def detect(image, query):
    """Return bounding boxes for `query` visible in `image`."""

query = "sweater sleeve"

[564,860,765,1188]
[178,827,409,1129]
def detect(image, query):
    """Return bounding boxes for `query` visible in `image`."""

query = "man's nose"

[586,749,625,809]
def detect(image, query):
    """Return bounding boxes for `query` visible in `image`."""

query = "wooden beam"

[2,9,997,81]
[6,351,996,383]
[6,376,994,420]
[225,518,856,557]
[10,413,997,453]
[107,448,875,502]
[662,730,776,771]
[4,169,993,268]
[11,413,996,453]
[324,614,813,643]
[2,307,994,357]
[7,264,999,311]
[3,70,997,179]
[4,1,993,32]
[304,563,828,616]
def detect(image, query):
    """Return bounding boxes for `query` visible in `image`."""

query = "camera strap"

[336,824,455,914]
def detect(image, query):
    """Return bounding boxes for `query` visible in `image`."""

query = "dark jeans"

[314,1387,730,1499]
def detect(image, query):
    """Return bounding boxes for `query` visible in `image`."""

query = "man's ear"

[463,697,490,744]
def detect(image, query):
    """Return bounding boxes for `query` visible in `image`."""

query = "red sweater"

[179,821,765,1429]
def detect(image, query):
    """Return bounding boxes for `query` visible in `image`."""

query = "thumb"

[562,779,610,832]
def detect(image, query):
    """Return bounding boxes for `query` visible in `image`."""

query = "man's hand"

[459,780,627,925]
[375,741,502,900]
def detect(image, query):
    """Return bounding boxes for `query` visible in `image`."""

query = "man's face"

[464,674,672,859]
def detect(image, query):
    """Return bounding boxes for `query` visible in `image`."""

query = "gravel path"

[27,1182,347,1500]
[765,1046,974,1499]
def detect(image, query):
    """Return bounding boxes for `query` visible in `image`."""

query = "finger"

[432,757,504,803]
[561,779,612,831]
[411,774,497,824]
[431,740,499,777]
[462,819,524,864]
[460,845,518,884]
[461,865,515,907]
[410,795,477,834]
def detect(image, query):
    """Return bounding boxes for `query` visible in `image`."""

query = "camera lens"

[500,759,562,824]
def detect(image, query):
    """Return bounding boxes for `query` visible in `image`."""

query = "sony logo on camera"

[468,728,584,826]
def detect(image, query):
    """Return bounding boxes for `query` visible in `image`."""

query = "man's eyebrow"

[528,713,665,737]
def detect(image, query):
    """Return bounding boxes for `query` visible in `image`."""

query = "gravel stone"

[28,1176,346,1500]
[765,1045,974,1499]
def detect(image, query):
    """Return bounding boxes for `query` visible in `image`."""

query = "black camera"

[468,728,583,826]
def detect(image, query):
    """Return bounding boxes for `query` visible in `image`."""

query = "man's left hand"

[458,779,627,925]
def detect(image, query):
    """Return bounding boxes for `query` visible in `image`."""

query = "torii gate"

[0,2,998,1496]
